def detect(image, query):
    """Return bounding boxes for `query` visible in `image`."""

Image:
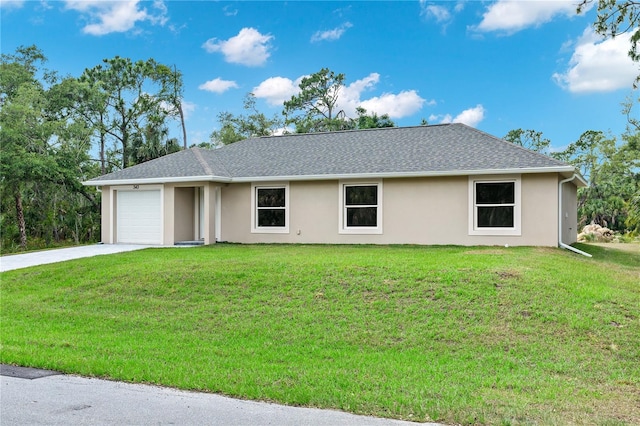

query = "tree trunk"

[53,192,59,243]
[15,192,27,250]
[122,131,128,169]
[100,131,106,175]
[179,102,187,150]
[100,112,106,175]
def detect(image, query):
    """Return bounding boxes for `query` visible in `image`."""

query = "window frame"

[251,182,290,234]
[339,180,383,235]
[468,176,521,236]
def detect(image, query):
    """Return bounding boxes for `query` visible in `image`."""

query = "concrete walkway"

[1,366,431,425]
[0,244,154,272]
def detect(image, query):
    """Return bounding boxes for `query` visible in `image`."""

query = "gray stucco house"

[83,123,586,248]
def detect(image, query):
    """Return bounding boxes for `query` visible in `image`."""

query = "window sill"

[251,228,289,234]
[469,228,521,236]
[339,227,383,235]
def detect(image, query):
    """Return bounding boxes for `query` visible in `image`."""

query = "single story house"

[83,123,586,249]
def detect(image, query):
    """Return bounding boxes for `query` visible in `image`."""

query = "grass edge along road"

[1,244,638,425]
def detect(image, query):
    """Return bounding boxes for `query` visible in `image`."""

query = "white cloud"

[475,0,588,34]
[338,73,428,119]
[181,100,196,119]
[0,0,25,10]
[311,22,352,42]
[422,4,450,23]
[253,76,303,105]
[222,4,237,17]
[198,78,239,94]
[453,104,485,126]
[202,27,273,67]
[336,73,381,114]
[149,0,168,25]
[64,0,167,35]
[159,99,196,119]
[254,72,428,119]
[431,104,486,127]
[272,126,292,136]
[420,1,464,29]
[359,91,426,119]
[553,28,638,93]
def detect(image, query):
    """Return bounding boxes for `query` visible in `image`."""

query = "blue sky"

[1,0,638,151]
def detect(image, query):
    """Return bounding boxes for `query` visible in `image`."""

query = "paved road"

[1,366,431,426]
[0,244,154,272]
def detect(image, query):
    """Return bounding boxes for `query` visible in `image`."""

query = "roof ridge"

[253,123,454,140]
[193,147,232,177]
[190,147,212,175]
[459,124,569,167]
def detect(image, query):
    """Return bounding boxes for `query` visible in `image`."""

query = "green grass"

[0,239,95,255]
[1,244,638,425]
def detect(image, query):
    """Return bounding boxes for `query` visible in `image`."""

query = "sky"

[1,0,638,152]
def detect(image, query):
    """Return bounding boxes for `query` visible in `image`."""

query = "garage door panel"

[117,190,162,244]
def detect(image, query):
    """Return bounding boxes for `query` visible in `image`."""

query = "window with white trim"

[251,183,289,233]
[339,181,382,234]
[469,177,521,236]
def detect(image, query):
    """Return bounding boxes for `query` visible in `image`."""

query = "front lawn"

[1,244,638,425]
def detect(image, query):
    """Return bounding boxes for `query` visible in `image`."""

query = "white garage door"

[117,190,162,244]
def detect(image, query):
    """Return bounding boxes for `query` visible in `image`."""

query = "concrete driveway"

[0,244,153,272]
[1,365,431,426]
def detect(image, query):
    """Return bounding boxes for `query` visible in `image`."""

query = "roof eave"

[571,172,588,188]
[82,175,232,186]
[231,166,580,182]
[83,166,584,186]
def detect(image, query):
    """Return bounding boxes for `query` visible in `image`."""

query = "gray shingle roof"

[85,123,574,184]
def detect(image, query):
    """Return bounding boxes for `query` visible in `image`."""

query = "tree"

[1,45,99,250]
[1,46,55,248]
[169,65,188,149]
[283,68,351,133]
[47,75,112,174]
[79,57,184,169]
[621,95,640,233]
[131,122,181,165]
[210,93,283,146]
[353,107,395,129]
[504,129,551,153]
[579,1,640,85]
[556,130,638,230]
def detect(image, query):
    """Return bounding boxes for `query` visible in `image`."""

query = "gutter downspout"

[559,175,592,257]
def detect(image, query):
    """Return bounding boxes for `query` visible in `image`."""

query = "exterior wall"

[99,173,571,247]
[100,184,165,244]
[519,173,559,246]
[100,186,113,244]
[203,182,219,245]
[100,186,112,244]
[220,182,252,242]
[220,173,563,246]
[561,179,579,244]
[167,181,219,245]
[100,182,219,246]
[174,187,195,242]
[163,185,175,245]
